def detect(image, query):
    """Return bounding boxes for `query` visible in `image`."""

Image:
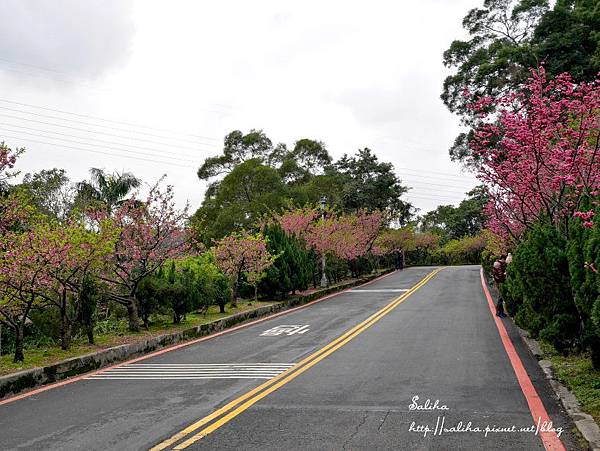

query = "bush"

[259,224,313,299]
[176,254,231,313]
[567,209,600,367]
[430,234,486,265]
[505,222,579,353]
[136,276,166,328]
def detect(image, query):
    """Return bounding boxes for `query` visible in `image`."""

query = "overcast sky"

[0,0,481,214]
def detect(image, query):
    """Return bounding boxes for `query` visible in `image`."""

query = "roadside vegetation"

[539,341,600,425]
[0,138,488,369]
[444,0,600,426]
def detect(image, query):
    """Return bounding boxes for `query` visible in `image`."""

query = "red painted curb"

[0,269,398,406]
[480,268,565,451]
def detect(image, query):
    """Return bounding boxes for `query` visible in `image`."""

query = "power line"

[2,135,469,208]
[397,166,475,179]
[0,99,222,142]
[0,130,198,165]
[402,176,475,188]
[0,119,213,157]
[1,134,193,168]
[407,194,463,202]
[0,105,218,147]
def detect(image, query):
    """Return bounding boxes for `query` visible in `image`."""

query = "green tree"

[75,168,141,215]
[193,159,288,242]
[420,186,489,241]
[334,148,411,224]
[176,254,231,314]
[260,224,313,299]
[197,129,275,180]
[19,168,73,220]
[194,130,412,240]
[278,139,332,184]
[442,0,600,164]
[532,0,600,81]
[76,274,100,345]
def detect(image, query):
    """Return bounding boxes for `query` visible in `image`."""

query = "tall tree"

[469,68,600,241]
[102,183,191,331]
[532,0,600,81]
[197,129,275,180]
[76,168,141,215]
[20,168,73,220]
[442,0,600,164]
[335,148,411,224]
[213,231,274,307]
[420,186,489,241]
[193,159,288,243]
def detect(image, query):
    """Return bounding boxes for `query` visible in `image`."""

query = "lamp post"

[320,196,329,288]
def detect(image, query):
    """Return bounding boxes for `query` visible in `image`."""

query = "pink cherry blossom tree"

[0,142,23,186]
[276,207,383,261]
[0,219,115,358]
[36,220,116,349]
[275,206,320,236]
[375,227,416,267]
[213,231,274,306]
[100,182,192,331]
[0,229,49,362]
[468,67,600,241]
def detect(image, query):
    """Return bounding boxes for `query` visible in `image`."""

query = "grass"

[0,301,275,376]
[539,341,600,425]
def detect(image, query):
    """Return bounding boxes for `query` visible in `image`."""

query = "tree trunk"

[86,324,94,345]
[126,299,140,332]
[14,324,24,363]
[254,285,258,303]
[60,305,71,351]
[231,281,239,308]
[218,302,225,314]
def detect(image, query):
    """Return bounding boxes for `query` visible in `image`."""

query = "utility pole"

[320,196,329,288]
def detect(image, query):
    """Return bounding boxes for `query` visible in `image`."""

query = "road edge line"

[479,268,565,451]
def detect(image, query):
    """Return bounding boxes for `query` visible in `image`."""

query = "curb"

[485,275,600,450]
[0,269,393,401]
[514,325,600,451]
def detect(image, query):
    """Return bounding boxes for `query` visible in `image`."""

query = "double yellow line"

[151,268,442,450]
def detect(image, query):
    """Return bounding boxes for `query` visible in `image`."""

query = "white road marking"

[348,289,410,293]
[260,325,310,336]
[86,363,294,381]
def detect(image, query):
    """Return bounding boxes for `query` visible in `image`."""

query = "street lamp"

[320,196,329,288]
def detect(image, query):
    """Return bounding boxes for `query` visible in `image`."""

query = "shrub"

[568,208,600,367]
[433,234,486,265]
[506,222,579,353]
[259,224,312,299]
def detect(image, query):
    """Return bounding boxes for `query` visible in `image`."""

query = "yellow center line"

[151,268,442,451]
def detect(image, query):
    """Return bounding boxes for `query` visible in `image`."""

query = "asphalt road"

[0,266,581,450]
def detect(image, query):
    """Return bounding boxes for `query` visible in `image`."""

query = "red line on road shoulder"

[479,268,565,451]
[0,270,399,406]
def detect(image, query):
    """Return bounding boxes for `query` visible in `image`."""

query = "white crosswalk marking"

[86,363,295,380]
